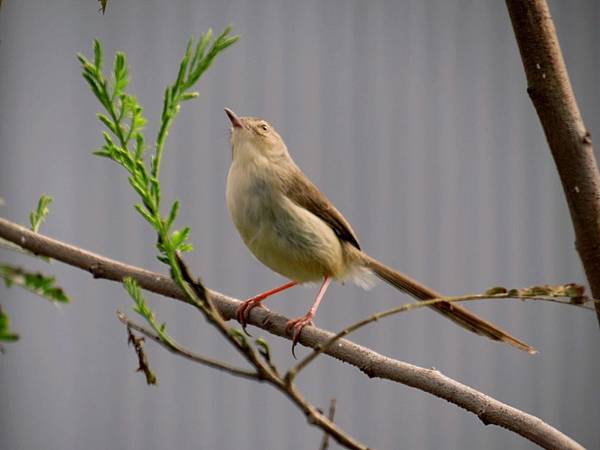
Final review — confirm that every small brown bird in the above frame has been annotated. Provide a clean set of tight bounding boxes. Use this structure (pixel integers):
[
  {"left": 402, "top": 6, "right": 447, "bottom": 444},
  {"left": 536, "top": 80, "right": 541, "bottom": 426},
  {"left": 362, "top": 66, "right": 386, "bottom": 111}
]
[{"left": 224, "top": 108, "right": 535, "bottom": 355}]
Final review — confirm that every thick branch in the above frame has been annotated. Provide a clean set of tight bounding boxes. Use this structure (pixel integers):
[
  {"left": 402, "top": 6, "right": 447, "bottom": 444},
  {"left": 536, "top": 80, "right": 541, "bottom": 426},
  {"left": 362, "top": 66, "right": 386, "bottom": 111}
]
[
  {"left": 506, "top": 0, "right": 600, "bottom": 323},
  {"left": 0, "top": 217, "right": 584, "bottom": 450}
]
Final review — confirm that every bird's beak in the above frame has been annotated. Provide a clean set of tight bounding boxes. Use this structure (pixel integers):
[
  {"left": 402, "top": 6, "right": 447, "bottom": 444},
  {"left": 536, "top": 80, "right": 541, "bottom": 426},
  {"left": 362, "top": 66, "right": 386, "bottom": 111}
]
[{"left": 225, "top": 107, "right": 244, "bottom": 128}]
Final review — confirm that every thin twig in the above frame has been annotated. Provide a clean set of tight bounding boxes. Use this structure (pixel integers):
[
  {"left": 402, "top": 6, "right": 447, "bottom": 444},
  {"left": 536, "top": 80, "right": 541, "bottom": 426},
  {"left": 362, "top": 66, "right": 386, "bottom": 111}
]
[
  {"left": 319, "top": 399, "right": 337, "bottom": 450},
  {"left": 125, "top": 325, "right": 157, "bottom": 385},
  {"left": 118, "top": 311, "right": 260, "bottom": 381},
  {"left": 169, "top": 254, "right": 368, "bottom": 450},
  {"left": 170, "top": 253, "right": 281, "bottom": 383},
  {"left": 287, "top": 293, "right": 594, "bottom": 380},
  {"left": 121, "top": 254, "right": 369, "bottom": 449},
  {"left": 0, "top": 217, "right": 585, "bottom": 450}
]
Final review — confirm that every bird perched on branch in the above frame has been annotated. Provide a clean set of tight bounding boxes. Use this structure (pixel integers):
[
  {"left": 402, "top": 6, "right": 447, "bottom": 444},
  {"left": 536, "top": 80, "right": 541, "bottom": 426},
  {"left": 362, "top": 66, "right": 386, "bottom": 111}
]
[{"left": 224, "top": 108, "right": 535, "bottom": 356}]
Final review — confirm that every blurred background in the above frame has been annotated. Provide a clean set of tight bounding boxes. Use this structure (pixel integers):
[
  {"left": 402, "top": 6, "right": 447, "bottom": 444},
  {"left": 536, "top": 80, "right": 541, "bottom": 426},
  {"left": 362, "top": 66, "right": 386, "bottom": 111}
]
[{"left": 1, "top": 1, "right": 599, "bottom": 449}]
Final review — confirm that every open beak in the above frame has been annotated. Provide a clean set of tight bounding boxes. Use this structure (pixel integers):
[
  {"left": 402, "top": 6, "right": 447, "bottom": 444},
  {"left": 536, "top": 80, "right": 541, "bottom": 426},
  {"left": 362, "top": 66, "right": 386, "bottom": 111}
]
[{"left": 225, "top": 107, "right": 244, "bottom": 128}]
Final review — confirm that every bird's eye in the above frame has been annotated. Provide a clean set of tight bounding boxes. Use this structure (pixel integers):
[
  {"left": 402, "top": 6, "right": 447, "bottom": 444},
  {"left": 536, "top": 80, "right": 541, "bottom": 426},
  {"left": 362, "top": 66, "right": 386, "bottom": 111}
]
[{"left": 260, "top": 123, "right": 269, "bottom": 132}]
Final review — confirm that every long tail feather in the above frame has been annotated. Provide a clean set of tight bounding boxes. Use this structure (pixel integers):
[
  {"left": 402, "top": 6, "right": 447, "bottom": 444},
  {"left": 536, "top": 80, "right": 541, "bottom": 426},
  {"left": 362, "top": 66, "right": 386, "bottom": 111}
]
[{"left": 359, "top": 253, "right": 536, "bottom": 354}]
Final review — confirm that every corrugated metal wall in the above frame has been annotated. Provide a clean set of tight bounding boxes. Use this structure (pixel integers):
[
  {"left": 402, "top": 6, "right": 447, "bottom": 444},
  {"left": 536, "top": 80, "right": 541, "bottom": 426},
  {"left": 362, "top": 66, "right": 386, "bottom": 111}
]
[{"left": 1, "top": 1, "right": 599, "bottom": 449}]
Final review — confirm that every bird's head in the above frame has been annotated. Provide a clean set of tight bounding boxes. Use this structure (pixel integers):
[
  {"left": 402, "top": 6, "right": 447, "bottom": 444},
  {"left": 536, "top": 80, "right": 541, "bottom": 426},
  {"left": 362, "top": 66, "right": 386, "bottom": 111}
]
[{"left": 225, "top": 108, "right": 288, "bottom": 162}]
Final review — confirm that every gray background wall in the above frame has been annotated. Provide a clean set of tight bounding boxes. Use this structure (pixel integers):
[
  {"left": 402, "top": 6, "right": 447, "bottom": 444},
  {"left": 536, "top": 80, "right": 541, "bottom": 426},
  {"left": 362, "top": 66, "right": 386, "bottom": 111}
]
[{"left": 1, "top": 1, "right": 599, "bottom": 449}]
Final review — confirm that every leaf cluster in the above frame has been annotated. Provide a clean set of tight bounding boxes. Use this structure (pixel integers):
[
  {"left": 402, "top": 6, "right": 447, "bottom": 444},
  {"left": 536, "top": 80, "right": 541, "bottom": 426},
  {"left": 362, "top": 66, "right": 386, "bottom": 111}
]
[
  {"left": 154, "top": 27, "right": 239, "bottom": 178},
  {"left": 78, "top": 29, "right": 238, "bottom": 266},
  {"left": 0, "top": 264, "right": 69, "bottom": 303},
  {"left": 80, "top": 31, "right": 301, "bottom": 406},
  {"left": 80, "top": 30, "right": 283, "bottom": 388},
  {"left": 124, "top": 277, "right": 176, "bottom": 347},
  {"left": 79, "top": 29, "right": 239, "bottom": 362}
]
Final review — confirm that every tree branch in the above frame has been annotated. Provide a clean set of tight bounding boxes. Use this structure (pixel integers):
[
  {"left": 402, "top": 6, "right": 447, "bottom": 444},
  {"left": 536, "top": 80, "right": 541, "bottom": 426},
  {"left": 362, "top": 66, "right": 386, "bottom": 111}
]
[
  {"left": 0, "top": 216, "right": 584, "bottom": 450},
  {"left": 505, "top": 0, "right": 600, "bottom": 323}
]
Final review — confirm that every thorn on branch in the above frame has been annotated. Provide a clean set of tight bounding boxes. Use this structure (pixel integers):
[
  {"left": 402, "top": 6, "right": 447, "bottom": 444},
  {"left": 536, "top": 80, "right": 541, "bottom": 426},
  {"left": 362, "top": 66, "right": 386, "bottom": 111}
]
[
  {"left": 89, "top": 263, "right": 106, "bottom": 279},
  {"left": 126, "top": 325, "right": 157, "bottom": 385},
  {"left": 477, "top": 406, "right": 492, "bottom": 426},
  {"left": 175, "top": 251, "right": 207, "bottom": 301}
]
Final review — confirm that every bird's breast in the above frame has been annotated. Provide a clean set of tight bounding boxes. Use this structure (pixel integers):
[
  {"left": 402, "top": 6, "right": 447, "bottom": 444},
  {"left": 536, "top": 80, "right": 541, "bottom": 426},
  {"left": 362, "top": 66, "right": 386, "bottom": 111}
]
[{"left": 226, "top": 161, "right": 346, "bottom": 282}]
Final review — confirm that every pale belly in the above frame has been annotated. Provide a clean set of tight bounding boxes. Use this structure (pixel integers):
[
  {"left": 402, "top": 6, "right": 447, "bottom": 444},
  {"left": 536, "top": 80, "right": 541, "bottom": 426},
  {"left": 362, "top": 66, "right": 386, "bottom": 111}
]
[{"left": 227, "top": 166, "right": 345, "bottom": 282}]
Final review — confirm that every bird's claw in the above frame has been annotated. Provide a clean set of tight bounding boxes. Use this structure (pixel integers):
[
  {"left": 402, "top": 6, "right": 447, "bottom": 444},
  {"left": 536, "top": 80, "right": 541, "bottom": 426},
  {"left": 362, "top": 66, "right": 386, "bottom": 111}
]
[
  {"left": 235, "top": 299, "right": 265, "bottom": 336},
  {"left": 286, "top": 316, "right": 314, "bottom": 358}
]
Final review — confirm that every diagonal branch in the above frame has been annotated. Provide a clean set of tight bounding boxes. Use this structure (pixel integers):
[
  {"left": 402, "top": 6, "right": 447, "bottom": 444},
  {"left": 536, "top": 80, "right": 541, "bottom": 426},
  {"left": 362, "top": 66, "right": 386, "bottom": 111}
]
[
  {"left": 117, "top": 298, "right": 368, "bottom": 450},
  {"left": 0, "top": 216, "right": 584, "bottom": 450},
  {"left": 287, "top": 293, "right": 592, "bottom": 382},
  {"left": 117, "top": 311, "right": 260, "bottom": 381},
  {"left": 506, "top": 0, "right": 600, "bottom": 323}
]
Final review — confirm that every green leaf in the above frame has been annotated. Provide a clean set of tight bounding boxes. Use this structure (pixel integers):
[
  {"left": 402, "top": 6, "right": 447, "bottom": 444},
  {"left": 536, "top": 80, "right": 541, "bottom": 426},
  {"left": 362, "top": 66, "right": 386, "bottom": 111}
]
[
  {"left": 93, "top": 148, "right": 113, "bottom": 159},
  {"left": 124, "top": 278, "right": 176, "bottom": 346},
  {"left": 174, "top": 38, "right": 193, "bottom": 92},
  {"left": 93, "top": 39, "right": 103, "bottom": 73},
  {"left": 178, "top": 243, "right": 193, "bottom": 253},
  {"left": 180, "top": 92, "right": 199, "bottom": 101},
  {"left": 134, "top": 203, "right": 156, "bottom": 227},
  {"left": 0, "top": 264, "right": 69, "bottom": 303},
  {"left": 127, "top": 175, "right": 148, "bottom": 198},
  {"left": 185, "top": 26, "right": 239, "bottom": 88},
  {"left": 29, "top": 195, "right": 53, "bottom": 233},
  {"left": 171, "top": 226, "right": 190, "bottom": 249},
  {"left": 97, "top": 113, "right": 117, "bottom": 136},
  {"left": 113, "top": 52, "right": 128, "bottom": 98},
  {"left": 167, "top": 201, "right": 180, "bottom": 228},
  {"left": 0, "top": 308, "right": 19, "bottom": 342},
  {"left": 134, "top": 134, "right": 146, "bottom": 160},
  {"left": 76, "top": 53, "right": 89, "bottom": 68},
  {"left": 101, "top": 130, "right": 116, "bottom": 146},
  {"left": 156, "top": 255, "right": 170, "bottom": 265},
  {"left": 114, "top": 52, "right": 126, "bottom": 79},
  {"left": 191, "top": 30, "right": 212, "bottom": 70},
  {"left": 81, "top": 73, "right": 104, "bottom": 105}
]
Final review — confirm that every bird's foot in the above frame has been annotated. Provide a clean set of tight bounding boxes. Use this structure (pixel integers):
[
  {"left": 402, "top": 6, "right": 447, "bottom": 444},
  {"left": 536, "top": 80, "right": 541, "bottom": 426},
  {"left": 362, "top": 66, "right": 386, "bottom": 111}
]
[
  {"left": 285, "top": 315, "right": 314, "bottom": 358},
  {"left": 235, "top": 299, "right": 265, "bottom": 335}
]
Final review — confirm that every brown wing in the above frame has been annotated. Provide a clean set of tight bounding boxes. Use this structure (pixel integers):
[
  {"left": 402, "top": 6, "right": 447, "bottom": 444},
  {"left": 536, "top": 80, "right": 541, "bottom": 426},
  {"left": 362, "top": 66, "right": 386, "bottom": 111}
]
[{"left": 281, "top": 166, "right": 361, "bottom": 250}]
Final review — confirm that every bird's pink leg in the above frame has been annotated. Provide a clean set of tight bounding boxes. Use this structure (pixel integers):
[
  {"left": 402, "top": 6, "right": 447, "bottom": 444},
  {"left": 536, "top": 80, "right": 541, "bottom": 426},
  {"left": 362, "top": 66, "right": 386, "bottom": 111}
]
[
  {"left": 236, "top": 280, "right": 298, "bottom": 332},
  {"left": 286, "top": 276, "right": 332, "bottom": 356}
]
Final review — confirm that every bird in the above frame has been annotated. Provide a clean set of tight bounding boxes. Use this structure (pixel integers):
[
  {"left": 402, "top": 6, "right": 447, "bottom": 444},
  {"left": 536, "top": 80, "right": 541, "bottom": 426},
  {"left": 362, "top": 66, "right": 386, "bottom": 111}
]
[{"left": 224, "top": 107, "right": 535, "bottom": 355}]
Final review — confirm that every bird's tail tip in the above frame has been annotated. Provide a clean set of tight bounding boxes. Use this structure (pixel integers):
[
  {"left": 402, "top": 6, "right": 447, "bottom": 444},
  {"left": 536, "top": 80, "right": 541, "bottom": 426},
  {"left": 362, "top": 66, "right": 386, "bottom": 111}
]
[{"left": 355, "top": 251, "right": 537, "bottom": 355}]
